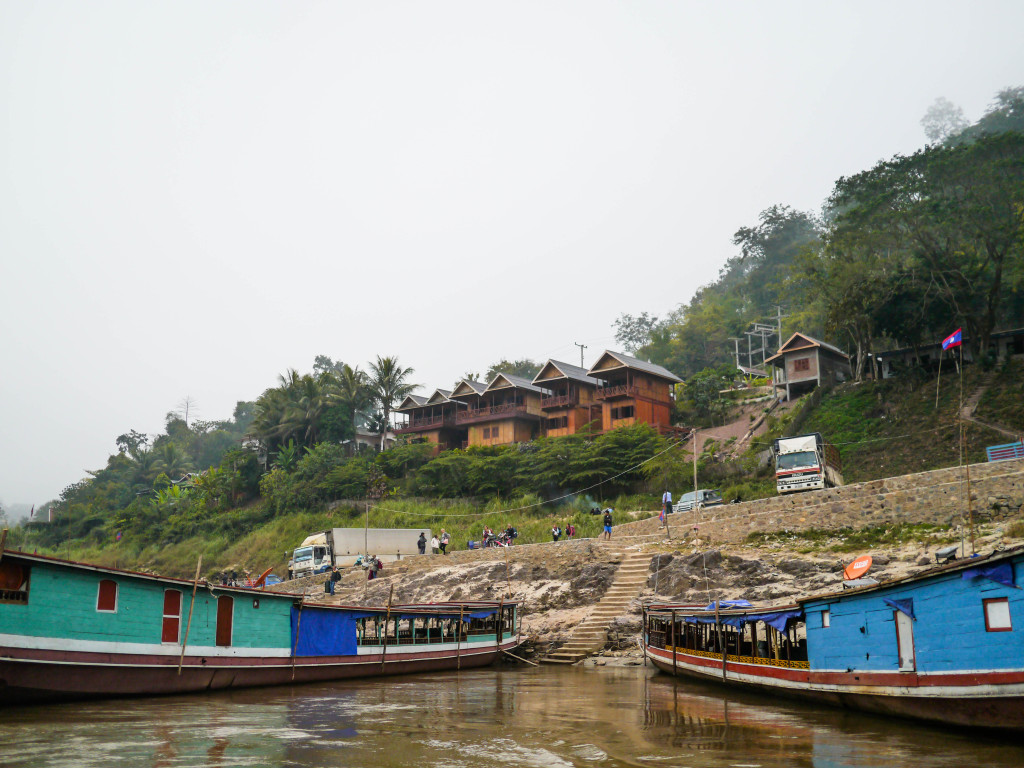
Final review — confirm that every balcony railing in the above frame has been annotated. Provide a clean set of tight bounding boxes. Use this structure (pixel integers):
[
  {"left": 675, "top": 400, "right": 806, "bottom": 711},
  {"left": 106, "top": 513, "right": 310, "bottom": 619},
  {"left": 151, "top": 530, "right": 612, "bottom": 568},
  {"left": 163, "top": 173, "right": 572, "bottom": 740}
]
[
  {"left": 540, "top": 393, "right": 578, "bottom": 409},
  {"left": 456, "top": 402, "right": 538, "bottom": 424},
  {"left": 395, "top": 414, "right": 455, "bottom": 432},
  {"left": 595, "top": 384, "right": 639, "bottom": 400}
]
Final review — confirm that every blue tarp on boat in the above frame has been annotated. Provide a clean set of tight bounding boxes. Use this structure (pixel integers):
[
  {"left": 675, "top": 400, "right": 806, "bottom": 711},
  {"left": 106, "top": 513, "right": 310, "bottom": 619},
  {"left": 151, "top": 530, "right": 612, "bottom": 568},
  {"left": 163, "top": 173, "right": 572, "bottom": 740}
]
[
  {"left": 290, "top": 607, "right": 376, "bottom": 656},
  {"left": 961, "top": 562, "right": 1015, "bottom": 588}
]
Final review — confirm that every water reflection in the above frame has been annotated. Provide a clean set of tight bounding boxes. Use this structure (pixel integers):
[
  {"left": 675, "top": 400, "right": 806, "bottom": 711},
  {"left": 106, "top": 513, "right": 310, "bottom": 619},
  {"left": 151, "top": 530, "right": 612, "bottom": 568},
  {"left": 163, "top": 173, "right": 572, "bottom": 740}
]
[{"left": 0, "top": 666, "right": 1021, "bottom": 767}]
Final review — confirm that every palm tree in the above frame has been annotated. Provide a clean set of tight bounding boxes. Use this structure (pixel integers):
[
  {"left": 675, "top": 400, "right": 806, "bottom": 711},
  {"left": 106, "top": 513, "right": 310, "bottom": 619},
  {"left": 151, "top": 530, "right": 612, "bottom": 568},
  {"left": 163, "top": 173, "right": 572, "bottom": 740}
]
[
  {"left": 332, "top": 363, "right": 372, "bottom": 438},
  {"left": 153, "top": 442, "right": 194, "bottom": 481},
  {"left": 367, "top": 356, "right": 417, "bottom": 450}
]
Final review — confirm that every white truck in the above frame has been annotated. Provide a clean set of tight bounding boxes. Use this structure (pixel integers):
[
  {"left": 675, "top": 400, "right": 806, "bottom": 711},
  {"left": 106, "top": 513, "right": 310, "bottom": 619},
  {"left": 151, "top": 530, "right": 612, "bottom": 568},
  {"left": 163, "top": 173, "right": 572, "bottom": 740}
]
[
  {"left": 770, "top": 434, "right": 843, "bottom": 493},
  {"left": 288, "top": 527, "right": 431, "bottom": 580},
  {"left": 772, "top": 433, "right": 843, "bottom": 494}
]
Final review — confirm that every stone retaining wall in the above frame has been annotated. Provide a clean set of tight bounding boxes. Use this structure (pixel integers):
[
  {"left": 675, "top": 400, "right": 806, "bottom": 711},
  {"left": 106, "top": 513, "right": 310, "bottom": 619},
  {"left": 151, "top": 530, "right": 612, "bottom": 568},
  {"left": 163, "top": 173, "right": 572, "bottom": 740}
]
[{"left": 618, "top": 457, "right": 1024, "bottom": 544}]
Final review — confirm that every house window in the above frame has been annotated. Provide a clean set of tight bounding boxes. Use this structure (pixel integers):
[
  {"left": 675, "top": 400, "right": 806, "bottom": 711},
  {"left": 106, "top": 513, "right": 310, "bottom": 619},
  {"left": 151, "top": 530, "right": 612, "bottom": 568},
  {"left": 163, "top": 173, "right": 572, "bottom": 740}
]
[
  {"left": 96, "top": 579, "right": 118, "bottom": 612},
  {"left": 482, "top": 427, "right": 490, "bottom": 439},
  {"left": 793, "top": 358, "right": 810, "bottom": 372},
  {"left": 162, "top": 589, "right": 182, "bottom": 643},
  {"left": 612, "top": 406, "right": 635, "bottom": 420},
  {"left": 821, "top": 608, "right": 830, "bottom": 628},
  {"left": 984, "top": 597, "right": 1012, "bottom": 632},
  {"left": 547, "top": 416, "right": 568, "bottom": 430},
  {"left": 491, "top": 426, "right": 499, "bottom": 439}
]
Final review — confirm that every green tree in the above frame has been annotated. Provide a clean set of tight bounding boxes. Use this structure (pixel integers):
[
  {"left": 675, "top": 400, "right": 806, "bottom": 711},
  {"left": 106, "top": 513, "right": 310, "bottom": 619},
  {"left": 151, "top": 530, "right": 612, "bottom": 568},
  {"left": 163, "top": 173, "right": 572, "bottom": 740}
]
[
  {"left": 484, "top": 358, "right": 542, "bottom": 381},
  {"left": 368, "top": 356, "right": 417, "bottom": 450}
]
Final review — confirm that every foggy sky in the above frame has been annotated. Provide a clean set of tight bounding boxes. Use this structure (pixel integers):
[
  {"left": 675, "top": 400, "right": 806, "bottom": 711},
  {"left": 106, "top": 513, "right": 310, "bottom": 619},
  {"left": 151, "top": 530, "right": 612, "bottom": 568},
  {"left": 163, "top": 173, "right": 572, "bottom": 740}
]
[{"left": 2, "top": 1, "right": 1023, "bottom": 507}]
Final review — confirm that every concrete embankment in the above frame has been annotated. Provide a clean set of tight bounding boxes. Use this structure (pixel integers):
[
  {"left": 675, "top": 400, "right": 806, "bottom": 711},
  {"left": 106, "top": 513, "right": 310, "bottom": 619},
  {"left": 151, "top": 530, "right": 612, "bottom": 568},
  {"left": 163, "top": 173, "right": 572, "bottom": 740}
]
[{"left": 618, "top": 457, "right": 1024, "bottom": 545}]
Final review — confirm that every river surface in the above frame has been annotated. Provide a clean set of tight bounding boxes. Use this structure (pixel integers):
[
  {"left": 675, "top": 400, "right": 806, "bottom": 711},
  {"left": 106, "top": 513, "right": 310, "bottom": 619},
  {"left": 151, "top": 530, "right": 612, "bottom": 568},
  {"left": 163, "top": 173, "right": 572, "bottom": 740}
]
[{"left": 1, "top": 665, "right": 1022, "bottom": 768}]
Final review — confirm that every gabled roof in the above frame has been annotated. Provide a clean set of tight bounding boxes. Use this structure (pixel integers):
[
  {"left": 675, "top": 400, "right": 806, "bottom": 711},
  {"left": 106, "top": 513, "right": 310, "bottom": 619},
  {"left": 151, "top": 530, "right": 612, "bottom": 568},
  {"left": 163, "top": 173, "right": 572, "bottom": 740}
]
[
  {"left": 449, "top": 379, "right": 488, "bottom": 400},
  {"left": 425, "top": 388, "right": 454, "bottom": 405},
  {"left": 532, "top": 359, "right": 600, "bottom": 388},
  {"left": 395, "top": 394, "right": 429, "bottom": 412},
  {"left": 586, "top": 350, "right": 683, "bottom": 384},
  {"left": 764, "top": 333, "right": 849, "bottom": 366},
  {"left": 485, "top": 372, "right": 545, "bottom": 394}
]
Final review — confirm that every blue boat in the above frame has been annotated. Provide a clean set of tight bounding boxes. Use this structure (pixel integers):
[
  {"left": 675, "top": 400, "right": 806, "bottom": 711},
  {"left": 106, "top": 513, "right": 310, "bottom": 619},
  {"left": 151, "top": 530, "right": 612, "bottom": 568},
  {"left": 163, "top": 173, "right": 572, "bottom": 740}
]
[{"left": 644, "top": 546, "right": 1024, "bottom": 732}]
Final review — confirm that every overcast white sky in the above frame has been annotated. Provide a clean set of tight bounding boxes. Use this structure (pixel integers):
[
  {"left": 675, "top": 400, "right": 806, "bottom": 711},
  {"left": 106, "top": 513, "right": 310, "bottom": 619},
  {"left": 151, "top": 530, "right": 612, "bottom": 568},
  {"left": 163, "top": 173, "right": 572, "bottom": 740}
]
[{"left": 1, "top": 1, "right": 1022, "bottom": 508}]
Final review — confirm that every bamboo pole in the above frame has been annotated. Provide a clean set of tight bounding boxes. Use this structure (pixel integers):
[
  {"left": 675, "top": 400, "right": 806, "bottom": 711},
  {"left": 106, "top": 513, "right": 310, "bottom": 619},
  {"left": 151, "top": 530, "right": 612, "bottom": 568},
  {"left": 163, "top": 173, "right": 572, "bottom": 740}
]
[
  {"left": 456, "top": 604, "right": 464, "bottom": 670},
  {"left": 501, "top": 649, "right": 538, "bottom": 666},
  {"left": 379, "top": 583, "right": 394, "bottom": 672},
  {"left": 504, "top": 547, "right": 512, "bottom": 599},
  {"left": 670, "top": 610, "right": 677, "bottom": 676},
  {"left": 177, "top": 555, "right": 203, "bottom": 676},
  {"left": 291, "top": 584, "right": 310, "bottom": 681}
]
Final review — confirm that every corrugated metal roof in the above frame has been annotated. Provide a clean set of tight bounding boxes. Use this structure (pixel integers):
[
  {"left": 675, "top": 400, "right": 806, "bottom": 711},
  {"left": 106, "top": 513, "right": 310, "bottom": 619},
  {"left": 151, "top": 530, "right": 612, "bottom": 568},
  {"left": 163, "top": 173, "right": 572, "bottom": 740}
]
[
  {"left": 532, "top": 359, "right": 600, "bottom": 387},
  {"left": 486, "top": 372, "right": 546, "bottom": 394},
  {"left": 587, "top": 350, "right": 683, "bottom": 383}
]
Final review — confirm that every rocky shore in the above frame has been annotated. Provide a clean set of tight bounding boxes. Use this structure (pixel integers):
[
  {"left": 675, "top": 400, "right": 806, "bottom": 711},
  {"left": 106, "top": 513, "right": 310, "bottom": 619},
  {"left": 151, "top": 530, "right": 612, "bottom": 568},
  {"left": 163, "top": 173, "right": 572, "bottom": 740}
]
[{"left": 272, "top": 516, "right": 1024, "bottom": 662}]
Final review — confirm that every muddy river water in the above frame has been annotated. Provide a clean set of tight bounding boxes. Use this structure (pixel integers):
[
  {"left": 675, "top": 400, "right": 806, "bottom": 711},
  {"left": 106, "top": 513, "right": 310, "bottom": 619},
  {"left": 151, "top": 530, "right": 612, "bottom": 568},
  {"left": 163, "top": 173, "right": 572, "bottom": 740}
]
[{"left": 1, "top": 665, "right": 1022, "bottom": 767}]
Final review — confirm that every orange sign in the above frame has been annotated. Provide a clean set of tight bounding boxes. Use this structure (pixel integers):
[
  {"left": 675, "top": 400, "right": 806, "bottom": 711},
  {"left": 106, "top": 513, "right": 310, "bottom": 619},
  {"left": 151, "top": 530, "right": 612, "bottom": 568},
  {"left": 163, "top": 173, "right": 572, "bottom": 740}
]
[{"left": 843, "top": 555, "right": 872, "bottom": 581}]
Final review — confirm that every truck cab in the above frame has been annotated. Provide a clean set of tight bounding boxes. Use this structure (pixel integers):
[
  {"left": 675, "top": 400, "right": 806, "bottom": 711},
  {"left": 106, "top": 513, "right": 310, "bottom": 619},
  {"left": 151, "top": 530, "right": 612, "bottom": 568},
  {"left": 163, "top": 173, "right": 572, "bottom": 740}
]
[{"left": 290, "top": 544, "right": 332, "bottom": 579}]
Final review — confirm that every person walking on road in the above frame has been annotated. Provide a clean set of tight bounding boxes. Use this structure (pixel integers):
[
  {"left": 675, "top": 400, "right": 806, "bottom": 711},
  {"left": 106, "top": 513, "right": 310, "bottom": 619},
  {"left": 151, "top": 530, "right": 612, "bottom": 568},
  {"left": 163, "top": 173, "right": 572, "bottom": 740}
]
[
  {"left": 328, "top": 566, "right": 341, "bottom": 595},
  {"left": 440, "top": 529, "right": 450, "bottom": 554},
  {"left": 662, "top": 489, "right": 673, "bottom": 517},
  {"left": 603, "top": 508, "right": 613, "bottom": 540}
]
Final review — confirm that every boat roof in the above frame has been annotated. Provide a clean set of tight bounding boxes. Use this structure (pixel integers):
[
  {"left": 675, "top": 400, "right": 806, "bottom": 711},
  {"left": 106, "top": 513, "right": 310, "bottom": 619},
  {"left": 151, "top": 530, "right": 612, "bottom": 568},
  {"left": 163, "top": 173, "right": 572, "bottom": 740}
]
[
  {"left": 645, "top": 601, "right": 800, "bottom": 617},
  {"left": 2, "top": 549, "right": 522, "bottom": 613},
  {"left": 796, "top": 545, "right": 1024, "bottom": 605},
  {"left": 1, "top": 549, "right": 308, "bottom": 599}
]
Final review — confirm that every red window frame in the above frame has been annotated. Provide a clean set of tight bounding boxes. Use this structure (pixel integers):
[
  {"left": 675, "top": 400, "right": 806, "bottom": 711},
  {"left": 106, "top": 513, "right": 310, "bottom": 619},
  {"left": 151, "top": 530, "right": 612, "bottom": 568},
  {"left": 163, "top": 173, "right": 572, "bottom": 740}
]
[
  {"left": 162, "top": 589, "right": 182, "bottom": 643},
  {"left": 96, "top": 579, "right": 118, "bottom": 612},
  {"left": 983, "top": 597, "right": 1012, "bottom": 632}
]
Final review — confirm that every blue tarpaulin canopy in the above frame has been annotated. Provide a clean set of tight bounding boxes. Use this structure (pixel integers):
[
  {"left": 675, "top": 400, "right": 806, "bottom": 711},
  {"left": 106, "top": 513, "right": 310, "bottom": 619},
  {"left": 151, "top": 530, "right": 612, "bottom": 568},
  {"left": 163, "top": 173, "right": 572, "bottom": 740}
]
[
  {"left": 683, "top": 608, "right": 802, "bottom": 632},
  {"left": 703, "top": 600, "right": 753, "bottom": 610},
  {"left": 882, "top": 597, "right": 915, "bottom": 619},
  {"left": 397, "top": 610, "right": 497, "bottom": 621},
  {"left": 961, "top": 562, "right": 1016, "bottom": 588}
]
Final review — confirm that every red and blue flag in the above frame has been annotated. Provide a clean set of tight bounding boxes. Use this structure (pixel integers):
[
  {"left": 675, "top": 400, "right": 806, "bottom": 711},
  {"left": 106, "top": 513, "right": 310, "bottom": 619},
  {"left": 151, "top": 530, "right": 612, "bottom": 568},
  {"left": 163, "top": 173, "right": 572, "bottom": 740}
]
[{"left": 941, "top": 328, "right": 962, "bottom": 350}]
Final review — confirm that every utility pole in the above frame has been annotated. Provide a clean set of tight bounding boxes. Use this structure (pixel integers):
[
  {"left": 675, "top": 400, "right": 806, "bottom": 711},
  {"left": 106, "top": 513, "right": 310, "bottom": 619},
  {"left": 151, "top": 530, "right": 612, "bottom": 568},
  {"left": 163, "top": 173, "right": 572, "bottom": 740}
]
[
  {"left": 574, "top": 342, "right": 587, "bottom": 369},
  {"left": 729, "top": 338, "right": 742, "bottom": 369}
]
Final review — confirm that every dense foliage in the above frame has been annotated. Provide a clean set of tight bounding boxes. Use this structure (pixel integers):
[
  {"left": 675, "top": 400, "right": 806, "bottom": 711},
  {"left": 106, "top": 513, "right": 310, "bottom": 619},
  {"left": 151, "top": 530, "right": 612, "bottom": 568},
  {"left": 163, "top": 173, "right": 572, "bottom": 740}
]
[{"left": 617, "top": 87, "right": 1024, "bottom": 383}]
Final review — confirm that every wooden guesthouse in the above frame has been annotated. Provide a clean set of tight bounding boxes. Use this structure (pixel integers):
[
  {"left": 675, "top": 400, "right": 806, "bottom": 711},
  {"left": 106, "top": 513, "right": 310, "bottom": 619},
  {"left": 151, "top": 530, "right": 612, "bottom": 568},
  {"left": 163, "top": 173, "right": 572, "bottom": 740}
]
[
  {"left": 765, "top": 332, "right": 852, "bottom": 401},
  {"left": 394, "top": 389, "right": 467, "bottom": 452},
  {"left": 586, "top": 350, "right": 681, "bottom": 434},
  {"left": 451, "top": 374, "right": 544, "bottom": 447},
  {"left": 532, "top": 360, "right": 601, "bottom": 437}
]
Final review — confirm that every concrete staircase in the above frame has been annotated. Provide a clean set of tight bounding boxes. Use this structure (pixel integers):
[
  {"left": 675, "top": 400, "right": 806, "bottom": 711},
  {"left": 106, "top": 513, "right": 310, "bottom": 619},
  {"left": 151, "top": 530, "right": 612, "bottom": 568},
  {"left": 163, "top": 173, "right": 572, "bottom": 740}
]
[{"left": 541, "top": 546, "right": 651, "bottom": 664}]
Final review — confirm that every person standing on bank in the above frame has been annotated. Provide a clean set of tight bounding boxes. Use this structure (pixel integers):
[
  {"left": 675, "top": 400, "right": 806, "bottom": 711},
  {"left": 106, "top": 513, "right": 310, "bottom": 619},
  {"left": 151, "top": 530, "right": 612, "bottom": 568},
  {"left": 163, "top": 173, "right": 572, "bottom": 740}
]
[
  {"left": 662, "top": 489, "right": 673, "bottom": 517},
  {"left": 417, "top": 532, "right": 427, "bottom": 555},
  {"left": 603, "top": 508, "right": 613, "bottom": 540},
  {"left": 430, "top": 534, "right": 440, "bottom": 555},
  {"left": 440, "top": 529, "right": 450, "bottom": 555},
  {"left": 551, "top": 524, "right": 562, "bottom": 542},
  {"left": 328, "top": 565, "right": 341, "bottom": 595}
]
